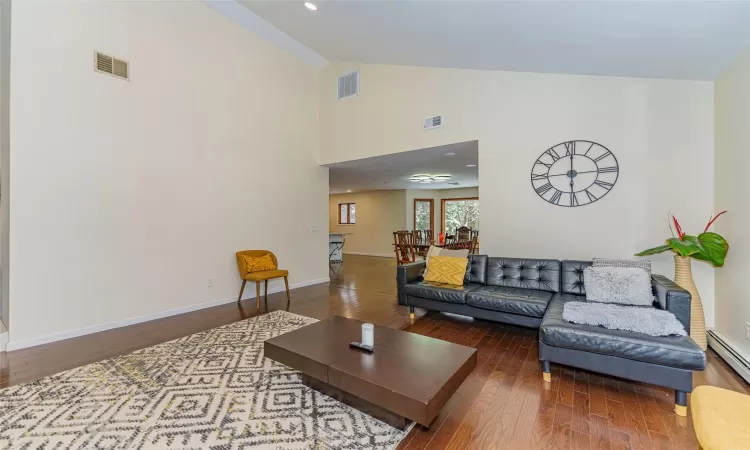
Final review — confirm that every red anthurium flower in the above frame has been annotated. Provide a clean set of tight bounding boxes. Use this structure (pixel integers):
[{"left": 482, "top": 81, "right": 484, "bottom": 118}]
[
  {"left": 704, "top": 211, "right": 728, "bottom": 233},
  {"left": 672, "top": 215, "right": 685, "bottom": 241}
]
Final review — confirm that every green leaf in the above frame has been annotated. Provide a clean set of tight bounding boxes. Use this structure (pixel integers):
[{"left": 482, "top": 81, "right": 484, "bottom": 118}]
[
  {"left": 635, "top": 244, "right": 672, "bottom": 256},
  {"left": 684, "top": 232, "right": 729, "bottom": 267},
  {"left": 667, "top": 237, "right": 701, "bottom": 257}
]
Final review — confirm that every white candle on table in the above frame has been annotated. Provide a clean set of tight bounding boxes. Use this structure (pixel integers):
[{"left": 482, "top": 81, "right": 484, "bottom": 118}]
[{"left": 362, "top": 323, "right": 374, "bottom": 346}]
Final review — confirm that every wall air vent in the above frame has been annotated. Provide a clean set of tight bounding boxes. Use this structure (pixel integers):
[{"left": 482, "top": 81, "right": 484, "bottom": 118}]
[
  {"left": 95, "top": 51, "right": 129, "bottom": 81},
  {"left": 337, "top": 70, "right": 359, "bottom": 100},
  {"left": 423, "top": 115, "right": 443, "bottom": 130}
]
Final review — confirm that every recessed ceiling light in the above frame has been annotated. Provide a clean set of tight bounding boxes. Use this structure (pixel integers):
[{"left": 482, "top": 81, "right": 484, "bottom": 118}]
[
  {"left": 346, "top": 189, "right": 352, "bottom": 193},
  {"left": 304, "top": 2, "right": 317, "bottom": 11},
  {"left": 466, "top": 164, "right": 477, "bottom": 167},
  {"left": 444, "top": 152, "right": 456, "bottom": 156}
]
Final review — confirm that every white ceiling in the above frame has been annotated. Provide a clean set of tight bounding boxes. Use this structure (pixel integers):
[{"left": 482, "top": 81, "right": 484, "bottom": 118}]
[
  {"left": 238, "top": 0, "right": 750, "bottom": 81},
  {"left": 328, "top": 141, "right": 478, "bottom": 193}
]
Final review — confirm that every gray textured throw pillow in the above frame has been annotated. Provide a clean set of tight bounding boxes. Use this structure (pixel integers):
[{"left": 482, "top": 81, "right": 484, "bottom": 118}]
[
  {"left": 593, "top": 257, "right": 651, "bottom": 275},
  {"left": 583, "top": 266, "right": 653, "bottom": 306}
]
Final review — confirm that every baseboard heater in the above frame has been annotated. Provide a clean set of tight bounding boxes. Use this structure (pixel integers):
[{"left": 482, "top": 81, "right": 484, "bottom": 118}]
[{"left": 707, "top": 330, "right": 750, "bottom": 384}]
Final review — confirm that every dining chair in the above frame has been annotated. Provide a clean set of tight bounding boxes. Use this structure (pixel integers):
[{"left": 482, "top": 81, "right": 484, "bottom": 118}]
[
  {"left": 236, "top": 250, "right": 290, "bottom": 312},
  {"left": 393, "top": 230, "right": 417, "bottom": 265},
  {"left": 414, "top": 230, "right": 430, "bottom": 257},
  {"left": 456, "top": 226, "right": 472, "bottom": 250},
  {"left": 470, "top": 230, "right": 480, "bottom": 254}
]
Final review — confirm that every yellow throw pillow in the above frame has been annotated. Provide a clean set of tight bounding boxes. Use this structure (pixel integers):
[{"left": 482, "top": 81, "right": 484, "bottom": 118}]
[
  {"left": 423, "top": 255, "right": 468, "bottom": 286},
  {"left": 244, "top": 254, "right": 277, "bottom": 273}
]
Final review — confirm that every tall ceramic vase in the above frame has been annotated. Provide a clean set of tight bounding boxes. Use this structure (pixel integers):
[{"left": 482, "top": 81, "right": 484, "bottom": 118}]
[{"left": 673, "top": 256, "right": 707, "bottom": 351}]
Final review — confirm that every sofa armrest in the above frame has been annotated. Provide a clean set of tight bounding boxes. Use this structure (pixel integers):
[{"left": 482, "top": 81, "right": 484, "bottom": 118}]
[
  {"left": 397, "top": 261, "right": 426, "bottom": 305},
  {"left": 652, "top": 274, "right": 691, "bottom": 333}
]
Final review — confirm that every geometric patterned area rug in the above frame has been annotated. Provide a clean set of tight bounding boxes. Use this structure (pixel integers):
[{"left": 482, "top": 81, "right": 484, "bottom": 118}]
[{"left": 0, "top": 311, "right": 411, "bottom": 449}]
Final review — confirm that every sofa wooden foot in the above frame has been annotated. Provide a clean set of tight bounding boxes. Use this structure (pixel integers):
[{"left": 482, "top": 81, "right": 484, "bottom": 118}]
[
  {"left": 675, "top": 390, "right": 688, "bottom": 416},
  {"left": 409, "top": 306, "right": 415, "bottom": 319},
  {"left": 541, "top": 360, "right": 551, "bottom": 383}
]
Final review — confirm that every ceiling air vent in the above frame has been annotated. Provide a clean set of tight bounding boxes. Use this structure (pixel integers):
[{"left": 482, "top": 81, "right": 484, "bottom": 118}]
[
  {"left": 337, "top": 70, "right": 359, "bottom": 100},
  {"left": 423, "top": 115, "right": 443, "bottom": 131},
  {"left": 95, "top": 51, "right": 129, "bottom": 81}
]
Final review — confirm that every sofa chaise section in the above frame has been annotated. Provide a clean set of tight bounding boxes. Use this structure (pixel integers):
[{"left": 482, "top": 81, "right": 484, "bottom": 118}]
[{"left": 538, "top": 260, "right": 706, "bottom": 416}]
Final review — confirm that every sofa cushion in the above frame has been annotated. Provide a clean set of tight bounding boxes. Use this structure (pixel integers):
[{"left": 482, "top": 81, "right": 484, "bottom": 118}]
[
  {"left": 404, "top": 281, "right": 482, "bottom": 304},
  {"left": 426, "top": 246, "right": 469, "bottom": 267},
  {"left": 424, "top": 256, "right": 469, "bottom": 286},
  {"left": 466, "top": 286, "right": 553, "bottom": 318},
  {"left": 540, "top": 293, "right": 706, "bottom": 370},
  {"left": 486, "top": 258, "right": 561, "bottom": 293},
  {"left": 561, "top": 260, "right": 592, "bottom": 295},
  {"left": 593, "top": 257, "right": 652, "bottom": 274},
  {"left": 464, "top": 255, "right": 487, "bottom": 285},
  {"left": 583, "top": 266, "right": 654, "bottom": 306}
]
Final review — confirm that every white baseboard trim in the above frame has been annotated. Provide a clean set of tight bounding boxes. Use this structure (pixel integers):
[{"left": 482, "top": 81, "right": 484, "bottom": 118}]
[
  {"left": 342, "top": 252, "right": 394, "bottom": 258},
  {"left": 5, "top": 277, "right": 329, "bottom": 352},
  {"left": 707, "top": 330, "right": 750, "bottom": 384}
]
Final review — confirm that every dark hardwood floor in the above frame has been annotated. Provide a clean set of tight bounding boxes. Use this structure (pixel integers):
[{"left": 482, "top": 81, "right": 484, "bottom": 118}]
[{"left": 1, "top": 255, "right": 748, "bottom": 449}]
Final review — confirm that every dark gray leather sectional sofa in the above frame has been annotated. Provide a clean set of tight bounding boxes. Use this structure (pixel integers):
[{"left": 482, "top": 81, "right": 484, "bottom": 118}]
[{"left": 396, "top": 256, "right": 706, "bottom": 416}]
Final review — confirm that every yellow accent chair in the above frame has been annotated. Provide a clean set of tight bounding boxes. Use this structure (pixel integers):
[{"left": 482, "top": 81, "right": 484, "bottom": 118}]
[
  {"left": 236, "top": 250, "right": 290, "bottom": 312},
  {"left": 691, "top": 385, "right": 750, "bottom": 450}
]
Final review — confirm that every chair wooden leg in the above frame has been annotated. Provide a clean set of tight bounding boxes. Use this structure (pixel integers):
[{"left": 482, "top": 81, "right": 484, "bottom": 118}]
[
  {"left": 284, "top": 276, "right": 291, "bottom": 311},
  {"left": 255, "top": 281, "right": 261, "bottom": 311},
  {"left": 264, "top": 279, "right": 269, "bottom": 312},
  {"left": 237, "top": 279, "right": 246, "bottom": 303}
]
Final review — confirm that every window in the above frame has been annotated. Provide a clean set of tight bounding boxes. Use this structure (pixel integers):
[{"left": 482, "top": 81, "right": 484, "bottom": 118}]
[
  {"left": 414, "top": 199, "right": 434, "bottom": 231},
  {"left": 339, "top": 203, "right": 356, "bottom": 224},
  {"left": 442, "top": 197, "right": 479, "bottom": 233}
]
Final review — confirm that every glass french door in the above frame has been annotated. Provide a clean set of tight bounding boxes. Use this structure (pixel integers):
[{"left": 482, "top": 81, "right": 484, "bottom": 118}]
[
  {"left": 442, "top": 197, "right": 479, "bottom": 234},
  {"left": 414, "top": 199, "right": 434, "bottom": 232}
]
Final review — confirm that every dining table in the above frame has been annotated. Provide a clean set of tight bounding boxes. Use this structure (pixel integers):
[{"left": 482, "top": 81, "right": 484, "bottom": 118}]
[
  {"left": 394, "top": 240, "right": 444, "bottom": 252},
  {"left": 413, "top": 242, "right": 442, "bottom": 251}
]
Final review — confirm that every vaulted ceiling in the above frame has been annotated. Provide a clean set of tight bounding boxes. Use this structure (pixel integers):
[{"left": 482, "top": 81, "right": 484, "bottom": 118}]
[{"left": 238, "top": 0, "right": 750, "bottom": 81}]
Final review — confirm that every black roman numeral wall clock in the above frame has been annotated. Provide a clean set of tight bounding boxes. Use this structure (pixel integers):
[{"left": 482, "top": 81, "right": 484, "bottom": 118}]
[{"left": 530, "top": 140, "right": 618, "bottom": 207}]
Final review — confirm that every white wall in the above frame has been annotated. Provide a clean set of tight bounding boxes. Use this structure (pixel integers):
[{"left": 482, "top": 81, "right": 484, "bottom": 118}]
[
  {"left": 321, "top": 63, "right": 716, "bottom": 326},
  {"left": 330, "top": 190, "right": 406, "bottom": 257},
  {"left": 714, "top": 47, "right": 750, "bottom": 358},
  {"left": 405, "top": 187, "right": 479, "bottom": 233},
  {"left": 7, "top": 1, "right": 328, "bottom": 347}
]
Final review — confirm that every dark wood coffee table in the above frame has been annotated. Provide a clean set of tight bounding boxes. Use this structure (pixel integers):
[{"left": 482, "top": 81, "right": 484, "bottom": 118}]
[{"left": 264, "top": 315, "right": 477, "bottom": 429}]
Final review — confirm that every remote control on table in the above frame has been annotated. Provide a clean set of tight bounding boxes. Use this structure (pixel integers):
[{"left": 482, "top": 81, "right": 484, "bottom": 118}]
[{"left": 349, "top": 341, "right": 374, "bottom": 353}]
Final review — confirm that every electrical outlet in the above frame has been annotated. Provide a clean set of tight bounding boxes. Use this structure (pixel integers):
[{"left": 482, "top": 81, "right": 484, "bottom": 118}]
[
  {"left": 208, "top": 279, "right": 213, "bottom": 288},
  {"left": 746, "top": 322, "right": 750, "bottom": 341},
  {"left": 310, "top": 226, "right": 319, "bottom": 233}
]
